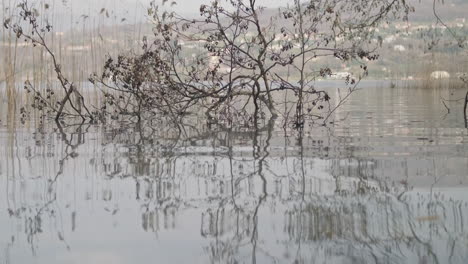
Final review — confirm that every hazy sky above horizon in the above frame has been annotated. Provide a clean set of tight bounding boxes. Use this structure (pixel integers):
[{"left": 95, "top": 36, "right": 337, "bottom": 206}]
[
  {"left": 2, "top": 0, "right": 465, "bottom": 30},
  {"left": 14, "top": 0, "right": 289, "bottom": 29},
  {"left": 131, "top": 0, "right": 287, "bottom": 13},
  {"left": 6, "top": 0, "right": 288, "bottom": 23},
  {"left": 44, "top": 0, "right": 286, "bottom": 13},
  {"left": 42, "top": 0, "right": 288, "bottom": 16}
]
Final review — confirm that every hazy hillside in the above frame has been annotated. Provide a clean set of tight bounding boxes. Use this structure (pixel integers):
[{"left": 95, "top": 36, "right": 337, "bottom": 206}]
[
  {"left": 408, "top": 0, "right": 468, "bottom": 22},
  {"left": 1, "top": 0, "right": 467, "bottom": 82},
  {"left": 2, "top": 0, "right": 467, "bottom": 31}
]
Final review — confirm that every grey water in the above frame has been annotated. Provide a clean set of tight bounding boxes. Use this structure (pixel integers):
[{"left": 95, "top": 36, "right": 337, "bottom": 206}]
[{"left": 1, "top": 85, "right": 468, "bottom": 264}]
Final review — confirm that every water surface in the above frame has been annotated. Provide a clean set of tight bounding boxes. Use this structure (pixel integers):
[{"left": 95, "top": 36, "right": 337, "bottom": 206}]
[{"left": 1, "top": 86, "right": 468, "bottom": 264}]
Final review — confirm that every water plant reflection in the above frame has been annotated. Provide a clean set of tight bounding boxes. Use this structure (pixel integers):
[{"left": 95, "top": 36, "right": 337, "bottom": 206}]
[{"left": 1, "top": 115, "right": 467, "bottom": 263}]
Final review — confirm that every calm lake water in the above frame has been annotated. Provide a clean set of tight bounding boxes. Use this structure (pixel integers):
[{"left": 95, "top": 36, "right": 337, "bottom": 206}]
[{"left": 1, "top": 85, "right": 468, "bottom": 264}]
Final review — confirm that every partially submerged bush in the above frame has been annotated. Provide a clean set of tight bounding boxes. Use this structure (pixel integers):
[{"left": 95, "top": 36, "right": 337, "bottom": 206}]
[{"left": 5, "top": 0, "right": 412, "bottom": 129}]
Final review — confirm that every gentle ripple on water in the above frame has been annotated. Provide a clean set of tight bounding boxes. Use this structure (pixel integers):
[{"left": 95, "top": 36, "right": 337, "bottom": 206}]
[{"left": 0, "top": 86, "right": 468, "bottom": 264}]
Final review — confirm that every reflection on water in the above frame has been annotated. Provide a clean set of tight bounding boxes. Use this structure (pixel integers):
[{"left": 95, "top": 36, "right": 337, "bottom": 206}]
[{"left": 1, "top": 86, "right": 468, "bottom": 264}]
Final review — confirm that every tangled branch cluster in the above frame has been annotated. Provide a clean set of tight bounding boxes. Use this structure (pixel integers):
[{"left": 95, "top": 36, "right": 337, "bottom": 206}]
[{"left": 5, "top": 0, "right": 412, "bottom": 129}]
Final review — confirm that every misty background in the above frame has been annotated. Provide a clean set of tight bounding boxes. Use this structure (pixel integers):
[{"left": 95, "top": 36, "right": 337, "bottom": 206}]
[{"left": 2, "top": 0, "right": 468, "bottom": 31}]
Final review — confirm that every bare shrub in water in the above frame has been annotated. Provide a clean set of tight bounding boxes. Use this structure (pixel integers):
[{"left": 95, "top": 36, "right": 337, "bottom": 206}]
[
  {"left": 4, "top": 1, "right": 94, "bottom": 122},
  {"left": 5, "top": 0, "right": 412, "bottom": 129}
]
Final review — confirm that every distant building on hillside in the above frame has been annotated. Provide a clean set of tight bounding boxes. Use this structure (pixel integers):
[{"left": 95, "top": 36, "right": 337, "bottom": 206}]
[
  {"left": 430, "top": 71, "right": 450, "bottom": 79},
  {"left": 393, "top": 45, "right": 406, "bottom": 52}
]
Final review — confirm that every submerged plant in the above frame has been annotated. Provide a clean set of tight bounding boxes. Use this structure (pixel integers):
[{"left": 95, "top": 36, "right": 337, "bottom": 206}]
[
  {"left": 4, "top": 0, "right": 413, "bottom": 129},
  {"left": 4, "top": 1, "right": 94, "bottom": 122}
]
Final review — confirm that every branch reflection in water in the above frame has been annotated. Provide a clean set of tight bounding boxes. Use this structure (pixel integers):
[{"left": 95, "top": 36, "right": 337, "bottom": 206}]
[{"left": 1, "top": 113, "right": 468, "bottom": 263}]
